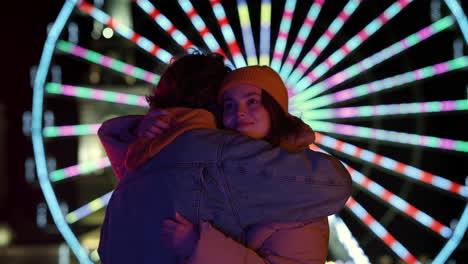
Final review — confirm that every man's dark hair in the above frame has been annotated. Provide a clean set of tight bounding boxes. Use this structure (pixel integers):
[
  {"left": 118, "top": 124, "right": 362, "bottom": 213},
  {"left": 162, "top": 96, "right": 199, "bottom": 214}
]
[{"left": 146, "top": 50, "right": 231, "bottom": 112}]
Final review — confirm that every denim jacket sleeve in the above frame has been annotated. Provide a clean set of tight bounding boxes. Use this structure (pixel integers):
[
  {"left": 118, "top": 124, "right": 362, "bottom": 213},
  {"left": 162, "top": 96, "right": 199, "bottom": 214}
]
[
  {"left": 219, "top": 133, "right": 352, "bottom": 228},
  {"left": 98, "top": 115, "right": 143, "bottom": 180}
]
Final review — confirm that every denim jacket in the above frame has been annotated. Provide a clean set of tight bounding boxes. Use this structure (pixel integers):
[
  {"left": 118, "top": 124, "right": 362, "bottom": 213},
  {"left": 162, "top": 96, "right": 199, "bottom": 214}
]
[{"left": 97, "top": 115, "right": 352, "bottom": 264}]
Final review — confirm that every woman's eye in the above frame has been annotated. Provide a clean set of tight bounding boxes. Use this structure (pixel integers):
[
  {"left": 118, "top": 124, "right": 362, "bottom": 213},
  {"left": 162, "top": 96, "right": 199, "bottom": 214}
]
[{"left": 248, "top": 98, "right": 259, "bottom": 105}]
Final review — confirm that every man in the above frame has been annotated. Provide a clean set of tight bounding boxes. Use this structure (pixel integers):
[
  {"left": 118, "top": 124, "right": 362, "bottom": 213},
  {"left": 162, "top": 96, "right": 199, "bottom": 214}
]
[{"left": 97, "top": 51, "right": 352, "bottom": 263}]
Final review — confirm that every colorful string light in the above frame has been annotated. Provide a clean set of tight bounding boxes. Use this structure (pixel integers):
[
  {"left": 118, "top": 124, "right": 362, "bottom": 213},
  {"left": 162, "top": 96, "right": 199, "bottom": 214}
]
[
  {"left": 293, "top": 0, "right": 415, "bottom": 94},
  {"left": 346, "top": 198, "right": 420, "bottom": 264},
  {"left": 307, "top": 120, "right": 468, "bottom": 153},
  {"left": 66, "top": 192, "right": 113, "bottom": 224},
  {"left": 209, "top": 0, "right": 247, "bottom": 67},
  {"left": 56, "top": 40, "right": 160, "bottom": 84},
  {"left": 46, "top": 83, "right": 149, "bottom": 106},
  {"left": 292, "top": 16, "right": 455, "bottom": 98},
  {"left": 292, "top": 56, "right": 468, "bottom": 110},
  {"left": 259, "top": 0, "right": 272, "bottom": 66},
  {"left": 279, "top": 0, "right": 326, "bottom": 79},
  {"left": 177, "top": 0, "right": 231, "bottom": 63},
  {"left": 44, "top": 123, "right": 101, "bottom": 138},
  {"left": 315, "top": 133, "right": 457, "bottom": 237},
  {"left": 49, "top": 157, "right": 110, "bottom": 182},
  {"left": 76, "top": 0, "right": 172, "bottom": 64},
  {"left": 270, "top": 0, "right": 297, "bottom": 72},
  {"left": 133, "top": 0, "right": 193, "bottom": 50},
  {"left": 237, "top": 0, "right": 258, "bottom": 65},
  {"left": 287, "top": 0, "right": 363, "bottom": 85},
  {"left": 300, "top": 100, "right": 468, "bottom": 120}
]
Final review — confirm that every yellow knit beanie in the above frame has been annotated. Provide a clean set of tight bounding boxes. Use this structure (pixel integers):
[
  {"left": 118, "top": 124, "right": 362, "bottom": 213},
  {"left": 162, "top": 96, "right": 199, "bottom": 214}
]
[{"left": 218, "top": 66, "right": 289, "bottom": 113}]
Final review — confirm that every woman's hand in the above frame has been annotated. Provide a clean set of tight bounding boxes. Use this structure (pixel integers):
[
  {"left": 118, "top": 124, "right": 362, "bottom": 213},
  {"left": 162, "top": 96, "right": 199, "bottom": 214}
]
[
  {"left": 160, "top": 212, "right": 199, "bottom": 258},
  {"left": 137, "top": 109, "right": 172, "bottom": 139}
]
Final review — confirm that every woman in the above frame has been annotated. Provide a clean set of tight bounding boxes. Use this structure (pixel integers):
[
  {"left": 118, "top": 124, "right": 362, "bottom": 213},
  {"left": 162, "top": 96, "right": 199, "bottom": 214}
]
[{"left": 137, "top": 66, "right": 337, "bottom": 263}]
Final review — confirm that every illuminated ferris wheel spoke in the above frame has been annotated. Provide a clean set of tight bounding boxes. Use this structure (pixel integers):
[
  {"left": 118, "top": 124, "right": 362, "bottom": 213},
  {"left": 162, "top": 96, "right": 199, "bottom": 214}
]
[
  {"left": 345, "top": 197, "right": 420, "bottom": 264},
  {"left": 292, "top": 56, "right": 468, "bottom": 110},
  {"left": 209, "top": 0, "right": 247, "bottom": 67},
  {"left": 76, "top": 0, "right": 172, "bottom": 64},
  {"left": 287, "top": 0, "right": 363, "bottom": 85},
  {"left": 237, "top": 0, "right": 258, "bottom": 65},
  {"left": 46, "top": 83, "right": 148, "bottom": 107},
  {"left": 300, "top": 100, "right": 468, "bottom": 120},
  {"left": 133, "top": 0, "right": 194, "bottom": 50},
  {"left": 66, "top": 192, "right": 113, "bottom": 224},
  {"left": 278, "top": 0, "right": 325, "bottom": 80},
  {"left": 270, "top": 0, "right": 296, "bottom": 72},
  {"left": 177, "top": 0, "right": 230, "bottom": 62},
  {"left": 308, "top": 120, "right": 468, "bottom": 153},
  {"left": 312, "top": 140, "right": 453, "bottom": 238},
  {"left": 314, "top": 132, "right": 468, "bottom": 197},
  {"left": 293, "top": 0, "right": 415, "bottom": 94},
  {"left": 56, "top": 41, "right": 160, "bottom": 85},
  {"left": 43, "top": 123, "right": 101, "bottom": 137},
  {"left": 49, "top": 157, "right": 111, "bottom": 182},
  {"left": 292, "top": 16, "right": 455, "bottom": 97},
  {"left": 259, "top": 0, "right": 271, "bottom": 66}
]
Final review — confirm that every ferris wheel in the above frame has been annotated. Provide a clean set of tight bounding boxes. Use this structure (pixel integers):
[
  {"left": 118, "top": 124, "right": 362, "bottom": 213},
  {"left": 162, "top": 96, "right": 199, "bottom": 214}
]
[{"left": 32, "top": 0, "right": 468, "bottom": 263}]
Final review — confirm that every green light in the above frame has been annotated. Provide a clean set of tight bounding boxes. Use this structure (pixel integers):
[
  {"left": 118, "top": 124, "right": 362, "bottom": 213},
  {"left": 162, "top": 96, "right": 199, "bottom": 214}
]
[
  {"left": 57, "top": 40, "right": 73, "bottom": 52},
  {"left": 66, "top": 213, "right": 78, "bottom": 224},
  {"left": 50, "top": 170, "right": 66, "bottom": 182},
  {"left": 75, "top": 87, "right": 92, "bottom": 98},
  {"left": 46, "top": 83, "right": 61, "bottom": 94},
  {"left": 43, "top": 127, "right": 60, "bottom": 137},
  {"left": 86, "top": 50, "right": 101, "bottom": 64},
  {"left": 456, "top": 141, "right": 468, "bottom": 152}
]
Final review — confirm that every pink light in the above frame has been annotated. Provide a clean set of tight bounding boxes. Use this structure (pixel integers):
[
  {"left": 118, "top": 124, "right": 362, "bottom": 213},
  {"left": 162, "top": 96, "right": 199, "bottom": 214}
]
[
  {"left": 335, "top": 89, "right": 353, "bottom": 101},
  {"left": 72, "top": 46, "right": 87, "bottom": 57},
  {"left": 60, "top": 126, "right": 76, "bottom": 136},
  {"left": 378, "top": 14, "right": 390, "bottom": 24},
  {"left": 123, "top": 64, "right": 135, "bottom": 75},
  {"left": 441, "top": 101, "right": 455, "bottom": 111},
  {"left": 338, "top": 10, "right": 349, "bottom": 21},
  {"left": 284, "top": 9, "right": 294, "bottom": 19},
  {"left": 116, "top": 93, "right": 128, "bottom": 104},
  {"left": 138, "top": 96, "right": 148, "bottom": 106},
  {"left": 144, "top": 72, "right": 155, "bottom": 83},
  {"left": 64, "top": 165, "right": 80, "bottom": 177},
  {"left": 398, "top": 0, "right": 412, "bottom": 7},
  {"left": 91, "top": 89, "right": 105, "bottom": 100},
  {"left": 440, "top": 139, "right": 456, "bottom": 149},
  {"left": 414, "top": 69, "right": 424, "bottom": 80},
  {"left": 285, "top": 56, "right": 296, "bottom": 66},
  {"left": 297, "top": 62, "right": 309, "bottom": 73},
  {"left": 62, "top": 85, "right": 76, "bottom": 96},
  {"left": 278, "top": 30, "right": 289, "bottom": 39},
  {"left": 417, "top": 27, "right": 433, "bottom": 40},
  {"left": 272, "top": 52, "right": 283, "bottom": 60},
  {"left": 295, "top": 36, "right": 306, "bottom": 46},
  {"left": 304, "top": 17, "right": 315, "bottom": 27},
  {"left": 100, "top": 56, "right": 113, "bottom": 67},
  {"left": 342, "top": 43, "right": 352, "bottom": 54},
  {"left": 357, "top": 30, "right": 369, "bottom": 41},
  {"left": 311, "top": 46, "right": 321, "bottom": 56},
  {"left": 434, "top": 62, "right": 449, "bottom": 74}
]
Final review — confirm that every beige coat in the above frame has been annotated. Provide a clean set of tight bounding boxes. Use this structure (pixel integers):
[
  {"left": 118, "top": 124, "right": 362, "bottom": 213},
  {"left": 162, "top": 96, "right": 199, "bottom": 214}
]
[{"left": 187, "top": 217, "right": 329, "bottom": 264}]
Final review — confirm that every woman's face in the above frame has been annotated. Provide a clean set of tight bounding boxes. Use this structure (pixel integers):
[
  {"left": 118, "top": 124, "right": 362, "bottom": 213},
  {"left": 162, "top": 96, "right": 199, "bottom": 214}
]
[{"left": 222, "top": 84, "right": 271, "bottom": 139}]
